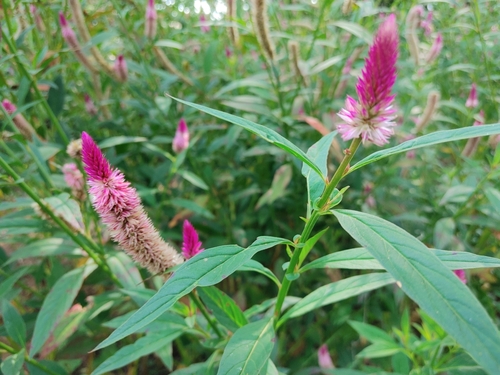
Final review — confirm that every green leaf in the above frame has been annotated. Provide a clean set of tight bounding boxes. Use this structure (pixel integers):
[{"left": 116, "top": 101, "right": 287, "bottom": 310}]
[
  {"left": 98, "top": 136, "right": 148, "bottom": 149},
  {"left": 5, "top": 238, "right": 82, "bottom": 265},
  {"left": 301, "top": 132, "right": 337, "bottom": 207},
  {"left": 238, "top": 259, "right": 281, "bottom": 287},
  {"left": 0, "top": 267, "right": 32, "bottom": 300},
  {"left": 91, "top": 331, "right": 183, "bottom": 375},
  {"left": 1, "top": 301, "right": 26, "bottom": 347},
  {"left": 107, "top": 252, "right": 144, "bottom": 290},
  {"left": 255, "top": 164, "right": 293, "bottom": 209},
  {"left": 44, "top": 193, "right": 84, "bottom": 232},
  {"left": 298, "top": 227, "right": 329, "bottom": 266},
  {"left": 331, "top": 21, "right": 373, "bottom": 44},
  {"left": 30, "top": 264, "right": 96, "bottom": 356},
  {"left": 302, "top": 247, "right": 500, "bottom": 272},
  {"left": 177, "top": 170, "right": 209, "bottom": 190},
  {"left": 94, "top": 236, "right": 289, "bottom": 350},
  {"left": 349, "top": 321, "right": 395, "bottom": 344},
  {"left": 217, "top": 317, "right": 275, "bottom": 375},
  {"left": 277, "top": 273, "right": 395, "bottom": 327},
  {"left": 349, "top": 124, "right": 500, "bottom": 173},
  {"left": 356, "top": 342, "right": 402, "bottom": 359},
  {"left": 333, "top": 209, "right": 500, "bottom": 375},
  {"left": 155, "top": 39, "right": 184, "bottom": 49},
  {"left": 198, "top": 287, "right": 248, "bottom": 332},
  {"left": 170, "top": 96, "right": 324, "bottom": 179},
  {"left": 47, "top": 75, "right": 65, "bottom": 116},
  {"left": 309, "top": 55, "right": 343, "bottom": 75},
  {"left": 0, "top": 349, "right": 25, "bottom": 375}
]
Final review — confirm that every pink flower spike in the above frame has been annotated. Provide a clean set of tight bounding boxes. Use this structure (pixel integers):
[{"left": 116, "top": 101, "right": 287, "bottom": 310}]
[
  {"left": 2, "top": 99, "right": 17, "bottom": 114},
  {"left": 182, "top": 220, "right": 204, "bottom": 259},
  {"left": 59, "top": 12, "right": 77, "bottom": 44},
  {"left": 81, "top": 132, "right": 183, "bottom": 273},
  {"left": 454, "top": 269, "right": 467, "bottom": 284},
  {"left": 114, "top": 55, "right": 128, "bottom": 82},
  {"left": 465, "top": 83, "right": 478, "bottom": 108},
  {"left": 318, "top": 344, "right": 335, "bottom": 369},
  {"left": 173, "top": 118, "right": 189, "bottom": 153},
  {"left": 426, "top": 33, "right": 443, "bottom": 63},
  {"left": 200, "top": 14, "right": 210, "bottom": 33},
  {"left": 337, "top": 14, "right": 399, "bottom": 147},
  {"left": 145, "top": 0, "right": 157, "bottom": 39},
  {"left": 225, "top": 47, "right": 232, "bottom": 58},
  {"left": 84, "top": 94, "right": 98, "bottom": 116}
]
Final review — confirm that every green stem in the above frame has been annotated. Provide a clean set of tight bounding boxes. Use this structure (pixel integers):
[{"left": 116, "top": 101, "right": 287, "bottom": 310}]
[
  {"left": 190, "top": 290, "right": 223, "bottom": 339},
  {"left": 274, "top": 138, "right": 362, "bottom": 324},
  {"left": 0, "top": 155, "right": 122, "bottom": 287},
  {"left": 1, "top": 28, "right": 70, "bottom": 145},
  {"left": 0, "top": 341, "right": 61, "bottom": 375}
]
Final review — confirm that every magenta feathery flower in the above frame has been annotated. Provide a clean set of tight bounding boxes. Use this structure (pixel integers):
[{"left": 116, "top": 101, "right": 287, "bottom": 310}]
[
  {"left": 465, "top": 83, "right": 478, "bottom": 108},
  {"left": 172, "top": 118, "right": 189, "bottom": 153},
  {"left": 337, "top": 14, "right": 399, "bottom": 146},
  {"left": 318, "top": 344, "right": 335, "bottom": 369},
  {"left": 182, "top": 220, "right": 204, "bottom": 259},
  {"left": 425, "top": 33, "right": 443, "bottom": 63},
  {"left": 81, "top": 132, "right": 183, "bottom": 274},
  {"left": 145, "top": 0, "right": 157, "bottom": 39},
  {"left": 114, "top": 55, "right": 128, "bottom": 82}
]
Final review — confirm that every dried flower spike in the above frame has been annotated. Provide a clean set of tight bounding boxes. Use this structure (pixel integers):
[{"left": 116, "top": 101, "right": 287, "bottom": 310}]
[
  {"left": 145, "top": 0, "right": 157, "bottom": 39},
  {"left": 182, "top": 220, "right": 204, "bottom": 259},
  {"left": 465, "top": 83, "right": 478, "bottom": 108},
  {"left": 337, "top": 14, "right": 399, "bottom": 146},
  {"left": 67, "top": 138, "right": 83, "bottom": 159},
  {"left": 425, "top": 33, "right": 443, "bottom": 64},
  {"left": 62, "top": 163, "right": 85, "bottom": 200},
  {"left": 30, "top": 4, "right": 45, "bottom": 32},
  {"left": 415, "top": 91, "right": 440, "bottom": 133},
  {"left": 173, "top": 118, "right": 190, "bottom": 153},
  {"left": 251, "top": 0, "right": 276, "bottom": 62},
  {"left": 318, "top": 344, "right": 335, "bottom": 369},
  {"left": 227, "top": 0, "right": 240, "bottom": 47},
  {"left": 81, "top": 132, "right": 183, "bottom": 274},
  {"left": 2, "top": 99, "right": 38, "bottom": 141},
  {"left": 84, "top": 94, "right": 98, "bottom": 116},
  {"left": 114, "top": 55, "right": 128, "bottom": 82}
]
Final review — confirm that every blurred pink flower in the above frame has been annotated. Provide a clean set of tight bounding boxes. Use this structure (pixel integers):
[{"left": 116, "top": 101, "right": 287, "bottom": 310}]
[
  {"left": 337, "top": 14, "right": 399, "bottom": 146},
  {"left": 182, "top": 220, "right": 204, "bottom": 259},
  {"left": 425, "top": 33, "right": 443, "bottom": 63},
  {"left": 30, "top": 4, "right": 44, "bottom": 31},
  {"left": 454, "top": 269, "right": 467, "bottom": 284},
  {"left": 145, "top": 0, "right": 157, "bottom": 39},
  {"left": 318, "top": 344, "right": 335, "bottom": 369},
  {"left": 2, "top": 99, "right": 16, "bottom": 114},
  {"left": 200, "top": 14, "right": 210, "bottom": 33},
  {"left": 59, "top": 12, "right": 78, "bottom": 48},
  {"left": 84, "top": 94, "right": 98, "bottom": 116},
  {"left": 81, "top": 132, "right": 183, "bottom": 273},
  {"left": 420, "top": 11, "right": 433, "bottom": 36},
  {"left": 173, "top": 118, "right": 189, "bottom": 153},
  {"left": 465, "top": 83, "right": 478, "bottom": 108},
  {"left": 114, "top": 55, "right": 128, "bottom": 82},
  {"left": 462, "top": 110, "right": 485, "bottom": 157},
  {"left": 225, "top": 47, "right": 232, "bottom": 58},
  {"left": 2, "top": 99, "right": 37, "bottom": 141},
  {"left": 62, "top": 163, "right": 85, "bottom": 200}
]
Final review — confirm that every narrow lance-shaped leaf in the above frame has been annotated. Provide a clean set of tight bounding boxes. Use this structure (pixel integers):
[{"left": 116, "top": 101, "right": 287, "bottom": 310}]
[
  {"left": 349, "top": 124, "right": 500, "bottom": 173},
  {"left": 169, "top": 96, "right": 325, "bottom": 179},
  {"left": 333, "top": 209, "right": 500, "bottom": 375},
  {"left": 94, "top": 236, "right": 290, "bottom": 351},
  {"left": 198, "top": 286, "right": 248, "bottom": 332},
  {"left": 217, "top": 317, "right": 275, "bottom": 375}
]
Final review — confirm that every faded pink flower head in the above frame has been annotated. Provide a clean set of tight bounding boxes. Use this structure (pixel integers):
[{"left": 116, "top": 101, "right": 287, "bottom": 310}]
[
  {"left": 62, "top": 163, "right": 84, "bottom": 191},
  {"left": 337, "top": 14, "right": 399, "bottom": 146},
  {"left": 145, "top": 0, "right": 157, "bottom": 39},
  {"left": 225, "top": 47, "right": 232, "bottom": 58},
  {"left": 59, "top": 12, "right": 77, "bottom": 45},
  {"left": 2, "top": 99, "right": 16, "bottom": 114},
  {"left": 81, "top": 132, "right": 183, "bottom": 273},
  {"left": 420, "top": 11, "right": 433, "bottom": 36},
  {"left": 426, "top": 33, "right": 443, "bottom": 63},
  {"left": 200, "top": 14, "right": 210, "bottom": 33},
  {"left": 84, "top": 94, "right": 98, "bottom": 116},
  {"left": 454, "top": 269, "right": 467, "bottom": 284},
  {"left": 318, "top": 344, "right": 335, "bottom": 369},
  {"left": 173, "top": 118, "right": 189, "bottom": 153},
  {"left": 465, "top": 83, "right": 478, "bottom": 109},
  {"left": 182, "top": 220, "right": 204, "bottom": 259},
  {"left": 114, "top": 55, "right": 128, "bottom": 82}
]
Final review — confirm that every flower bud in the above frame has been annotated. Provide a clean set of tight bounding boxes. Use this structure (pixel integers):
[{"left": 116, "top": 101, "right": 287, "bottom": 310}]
[
  {"left": 145, "top": 0, "right": 158, "bottom": 39},
  {"left": 182, "top": 220, "right": 204, "bottom": 259},
  {"left": 114, "top": 55, "right": 128, "bottom": 82},
  {"left": 173, "top": 118, "right": 189, "bottom": 153},
  {"left": 425, "top": 33, "right": 443, "bottom": 64},
  {"left": 465, "top": 83, "right": 478, "bottom": 109},
  {"left": 318, "top": 344, "right": 335, "bottom": 369}
]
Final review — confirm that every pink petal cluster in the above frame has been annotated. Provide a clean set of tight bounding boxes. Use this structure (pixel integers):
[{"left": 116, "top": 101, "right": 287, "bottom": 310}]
[
  {"left": 337, "top": 14, "right": 399, "bottom": 146},
  {"left": 81, "top": 132, "right": 183, "bottom": 274},
  {"left": 114, "top": 55, "right": 128, "bottom": 82},
  {"left": 84, "top": 94, "right": 98, "bottom": 116},
  {"left": 318, "top": 344, "right": 335, "bottom": 369},
  {"left": 145, "top": 0, "right": 157, "bottom": 39},
  {"left": 200, "top": 14, "right": 210, "bottom": 33},
  {"left": 453, "top": 269, "right": 467, "bottom": 284},
  {"left": 173, "top": 118, "right": 190, "bottom": 153},
  {"left": 62, "top": 163, "right": 85, "bottom": 200},
  {"left": 425, "top": 33, "right": 443, "bottom": 63},
  {"left": 182, "top": 220, "right": 204, "bottom": 259},
  {"left": 465, "top": 83, "right": 478, "bottom": 108}
]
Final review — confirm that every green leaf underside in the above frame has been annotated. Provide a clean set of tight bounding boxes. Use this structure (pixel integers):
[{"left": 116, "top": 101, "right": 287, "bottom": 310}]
[
  {"left": 349, "top": 123, "right": 500, "bottom": 173},
  {"left": 198, "top": 286, "right": 248, "bottom": 332},
  {"left": 170, "top": 96, "right": 325, "bottom": 179},
  {"left": 238, "top": 259, "right": 281, "bottom": 287},
  {"left": 333, "top": 209, "right": 500, "bottom": 375},
  {"left": 217, "top": 317, "right": 275, "bottom": 375},
  {"left": 301, "top": 247, "right": 500, "bottom": 272},
  {"left": 91, "top": 330, "right": 183, "bottom": 375},
  {"left": 94, "top": 236, "right": 288, "bottom": 351},
  {"left": 278, "top": 273, "right": 395, "bottom": 327}
]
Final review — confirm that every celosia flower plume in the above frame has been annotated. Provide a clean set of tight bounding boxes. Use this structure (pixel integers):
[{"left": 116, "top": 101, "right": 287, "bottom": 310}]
[
  {"left": 62, "top": 163, "right": 85, "bottom": 200},
  {"left": 172, "top": 118, "right": 189, "bottom": 153},
  {"left": 318, "top": 344, "right": 335, "bottom": 369},
  {"left": 465, "top": 83, "right": 478, "bottom": 108},
  {"left": 337, "top": 14, "right": 399, "bottom": 146},
  {"left": 81, "top": 132, "right": 183, "bottom": 274},
  {"left": 84, "top": 94, "right": 98, "bottom": 116},
  {"left": 145, "top": 0, "right": 157, "bottom": 39},
  {"left": 182, "top": 220, "right": 204, "bottom": 259},
  {"left": 114, "top": 55, "right": 128, "bottom": 82},
  {"left": 425, "top": 33, "right": 443, "bottom": 64},
  {"left": 199, "top": 14, "right": 210, "bottom": 33}
]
